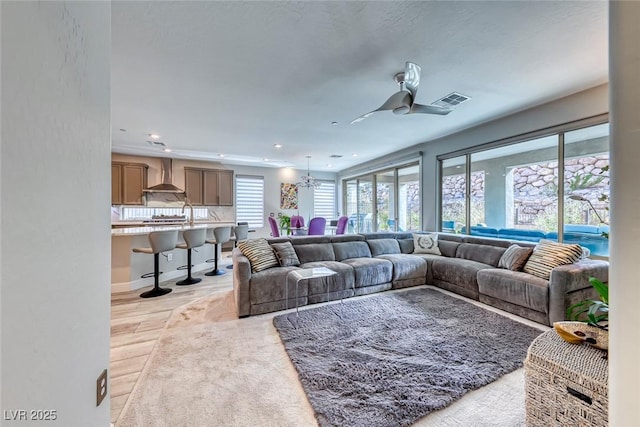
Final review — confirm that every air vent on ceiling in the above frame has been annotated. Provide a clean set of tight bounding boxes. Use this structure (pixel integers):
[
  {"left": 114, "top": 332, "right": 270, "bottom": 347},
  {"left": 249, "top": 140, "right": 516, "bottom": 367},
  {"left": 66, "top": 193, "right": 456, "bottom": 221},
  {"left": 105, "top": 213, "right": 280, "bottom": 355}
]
[
  {"left": 147, "top": 140, "right": 167, "bottom": 148},
  {"left": 431, "top": 92, "right": 471, "bottom": 109},
  {"left": 329, "top": 154, "right": 343, "bottom": 158}
]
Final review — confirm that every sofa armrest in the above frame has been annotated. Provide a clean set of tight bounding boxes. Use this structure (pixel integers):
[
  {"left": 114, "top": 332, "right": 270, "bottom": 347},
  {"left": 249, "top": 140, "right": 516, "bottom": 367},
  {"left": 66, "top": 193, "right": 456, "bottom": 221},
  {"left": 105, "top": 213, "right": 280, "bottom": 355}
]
[
  {"left": 548, "top": 259, "right": 609, "bottom": 324},
  {"left": 232, "top": 248, "right": 253, "bottom": 317}
]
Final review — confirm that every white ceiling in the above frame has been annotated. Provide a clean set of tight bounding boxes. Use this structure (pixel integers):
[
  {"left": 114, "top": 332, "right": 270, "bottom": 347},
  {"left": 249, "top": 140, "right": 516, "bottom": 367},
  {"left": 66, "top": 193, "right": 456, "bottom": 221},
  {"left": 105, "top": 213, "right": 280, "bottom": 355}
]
[{"left": 111, "top": 1, "right": 608, "bottom": 172}]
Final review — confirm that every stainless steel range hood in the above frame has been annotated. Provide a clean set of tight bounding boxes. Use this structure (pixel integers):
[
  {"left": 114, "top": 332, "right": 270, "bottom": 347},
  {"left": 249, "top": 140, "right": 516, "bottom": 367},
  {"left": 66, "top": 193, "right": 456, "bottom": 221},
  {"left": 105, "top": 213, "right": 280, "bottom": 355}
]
[{"left": 143, "top": 158, "right": 184, "bottom": 193}]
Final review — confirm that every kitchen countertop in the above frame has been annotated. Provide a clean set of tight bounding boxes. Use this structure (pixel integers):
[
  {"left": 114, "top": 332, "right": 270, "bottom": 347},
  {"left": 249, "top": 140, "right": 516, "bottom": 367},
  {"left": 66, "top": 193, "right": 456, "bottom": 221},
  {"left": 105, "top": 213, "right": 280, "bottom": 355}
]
[{"left": 111, "top": 222, "right": 236, "bottom": 237}]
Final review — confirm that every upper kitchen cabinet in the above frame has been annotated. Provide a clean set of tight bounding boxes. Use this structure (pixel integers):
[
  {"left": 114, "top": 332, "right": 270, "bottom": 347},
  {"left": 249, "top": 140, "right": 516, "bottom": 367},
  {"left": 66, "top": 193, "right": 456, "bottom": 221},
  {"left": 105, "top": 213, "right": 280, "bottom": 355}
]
[
  {"left": 111, "top": 162, "right": 148, "bottom": 205},
  {"left": 185, "top": 168, "right": 233, "bottom": 206}
]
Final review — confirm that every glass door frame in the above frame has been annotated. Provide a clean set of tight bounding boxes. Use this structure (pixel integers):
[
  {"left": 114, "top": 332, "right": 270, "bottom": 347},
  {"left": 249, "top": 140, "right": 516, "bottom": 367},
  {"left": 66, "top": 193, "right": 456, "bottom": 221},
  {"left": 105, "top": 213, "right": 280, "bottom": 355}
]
[{"left": 342, "top": 160, "right": 420, "bottom": 233}]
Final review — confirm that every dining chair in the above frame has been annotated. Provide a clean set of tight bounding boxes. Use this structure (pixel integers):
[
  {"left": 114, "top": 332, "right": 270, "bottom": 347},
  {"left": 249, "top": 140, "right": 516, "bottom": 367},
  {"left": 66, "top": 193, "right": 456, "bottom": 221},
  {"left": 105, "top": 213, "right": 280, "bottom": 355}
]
[
  {"left": 335, "top": 216, "right": 348, "bottom": 235},
  {"left": 307, "top": 217, "right": 326, "bottom": 235},
  {"left": 268, "top": 216, "right": 280, "bottom": 237},
  {"left": 290, "top": 215, "right": 304, "bottom": 229}
]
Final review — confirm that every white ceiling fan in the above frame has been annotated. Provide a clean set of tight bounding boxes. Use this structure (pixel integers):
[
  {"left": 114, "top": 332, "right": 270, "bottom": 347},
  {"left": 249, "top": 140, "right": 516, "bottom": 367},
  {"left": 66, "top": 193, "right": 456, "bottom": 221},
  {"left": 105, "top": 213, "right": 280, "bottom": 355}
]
[{"left": 351, "top": 62, "right": 452, "bottom": 124}]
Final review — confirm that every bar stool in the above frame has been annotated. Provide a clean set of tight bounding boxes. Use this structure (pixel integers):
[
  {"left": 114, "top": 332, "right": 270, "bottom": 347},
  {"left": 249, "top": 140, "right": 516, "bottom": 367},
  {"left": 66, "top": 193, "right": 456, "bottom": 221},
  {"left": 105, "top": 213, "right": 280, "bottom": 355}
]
[
  {"left": 205, "top": 226, "right": 232, "bottom": 276},
  {"left": 226, "top": 223, "right": 250, "bottom": 270},
  {"left": 132, "top": 230, "right": 179, "bottom": 298},
  {"left": 230, "top": 224, "right": 249, "bottom": 247},
  {"left": 175, "top": 228, "right": 206, "bottom": 286}
]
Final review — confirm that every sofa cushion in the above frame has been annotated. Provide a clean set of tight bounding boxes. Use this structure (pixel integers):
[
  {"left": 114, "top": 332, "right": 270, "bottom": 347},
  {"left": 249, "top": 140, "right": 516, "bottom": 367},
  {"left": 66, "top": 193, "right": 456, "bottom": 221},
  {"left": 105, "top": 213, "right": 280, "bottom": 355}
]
[
  {"left": 431, "top": 257, "right": 491, "bottom": 290},
  {"left": 523, "top": 239, "right": 583, "bottom": 279},
  {"left": 330, "top": 234, "right": 365, "bottom": 243},
  {"left": 298, "top": 261, "right": 355, "bottom": 296},
  {"left": 455, "top": 243, "right": 506, "bottom": 267},
  {"left": 271, "top": 241, "right": 300, "bottom": 267},
  {"left": 332, "top": 241, "right": 372, "bottom": 261},
  {"left": 398, "top": 238, "right": 414, "bottom": 254},
  {"left": 340, "top": 257, "right": 393, "bottom": 288},
  {"left": 237, "top": 238, "right": 279, "bottom": 272},
  {"left": 437, "top": 240, "right": 459, "bottom": 258},
  {"left": 498, "top": 244, "right": 533, "bottom": 271},
  {"left": 477, "top": 269, "right": 549, "bottom": 313},
  {"left": 249, "top": 266, "right": 301, "bottom": 304},
  {"left": 294, "top": 243, "right": 336, "bottom": 264},
  {"left": 413, "top": 232, "right": 441, "bottom": 255},
  {"left": 376, "top": 254, "right": 427, "bottom": 282},
  {"left": 367, "top": 239, "right": 401, "bottom": 256},
  {"left": 461, "top": 236, "right": 512, "bottom": 248}
]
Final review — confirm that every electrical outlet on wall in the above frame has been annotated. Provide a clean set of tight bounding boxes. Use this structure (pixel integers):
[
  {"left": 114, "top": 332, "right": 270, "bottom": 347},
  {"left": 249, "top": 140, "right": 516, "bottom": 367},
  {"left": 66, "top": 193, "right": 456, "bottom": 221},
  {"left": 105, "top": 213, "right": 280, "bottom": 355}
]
[
  {"left": 96, "top": 369, "right": 107, "bottom": 406},
  {"left": 167, "top": 253, "right": 173, "bottom": 261}
]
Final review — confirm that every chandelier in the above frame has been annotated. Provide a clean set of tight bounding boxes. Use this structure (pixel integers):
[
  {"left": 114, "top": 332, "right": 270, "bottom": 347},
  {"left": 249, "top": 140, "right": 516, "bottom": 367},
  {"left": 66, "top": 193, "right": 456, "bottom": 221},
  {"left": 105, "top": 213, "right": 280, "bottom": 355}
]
[{"left": 296, "top": 156, "right": 321, "bottom": 189}]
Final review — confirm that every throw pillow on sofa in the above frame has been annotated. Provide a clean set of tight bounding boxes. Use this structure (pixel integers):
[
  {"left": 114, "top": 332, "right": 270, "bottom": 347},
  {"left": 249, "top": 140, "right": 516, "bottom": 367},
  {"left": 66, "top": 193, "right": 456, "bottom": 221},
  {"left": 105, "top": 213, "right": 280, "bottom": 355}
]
[
  {"left": 237, "top": 238, "right": 279, "bottom": 273},
  {"left": 413, "top": 232, "right": 441, "bottom": 255},
  {"left": 498, "top": 244, "right": 533, "bottom": 271},
  {"left": 523, "top": 239, "right": 582, "bottom": 279},
  {"left": 271, "top": 241, "right": 300, "bottom": 267}
]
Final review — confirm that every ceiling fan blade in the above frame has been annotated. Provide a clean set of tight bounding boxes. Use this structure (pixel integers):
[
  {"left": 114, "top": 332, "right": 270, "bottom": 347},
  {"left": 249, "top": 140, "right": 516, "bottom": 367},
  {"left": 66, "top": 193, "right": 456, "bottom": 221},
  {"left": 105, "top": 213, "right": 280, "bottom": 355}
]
[
  {"left": 404, "top": 62, "right": 421, "bottom": 102},
  {"left": 410, "top": 103, "right": 452, "bottom": 116},
  {"left": 351, "top": 91, "right": 411, "bottom": 124}
]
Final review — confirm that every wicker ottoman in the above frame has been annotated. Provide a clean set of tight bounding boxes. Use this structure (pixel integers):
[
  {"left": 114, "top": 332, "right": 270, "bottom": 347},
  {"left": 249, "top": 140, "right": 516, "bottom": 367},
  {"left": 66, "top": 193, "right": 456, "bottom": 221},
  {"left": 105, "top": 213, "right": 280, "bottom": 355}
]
[{"left": 525, "top": 329, "right": 608, "bottom": 426}]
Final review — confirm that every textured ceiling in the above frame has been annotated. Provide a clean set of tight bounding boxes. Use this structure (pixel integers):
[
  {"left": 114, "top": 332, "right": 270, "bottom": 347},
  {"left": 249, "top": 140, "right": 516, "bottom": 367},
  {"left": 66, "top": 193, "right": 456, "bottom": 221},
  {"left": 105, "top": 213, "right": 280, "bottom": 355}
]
[{"left": 111, "top": 1, "right": 608, "bottom": 172}]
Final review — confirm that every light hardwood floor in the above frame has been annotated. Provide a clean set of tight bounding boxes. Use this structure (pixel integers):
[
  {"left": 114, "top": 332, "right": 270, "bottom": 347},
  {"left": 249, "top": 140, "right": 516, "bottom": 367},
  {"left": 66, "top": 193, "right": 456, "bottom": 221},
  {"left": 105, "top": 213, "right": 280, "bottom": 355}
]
[{"left": 110, "top": 254, "right": 236, "bottom": 424}]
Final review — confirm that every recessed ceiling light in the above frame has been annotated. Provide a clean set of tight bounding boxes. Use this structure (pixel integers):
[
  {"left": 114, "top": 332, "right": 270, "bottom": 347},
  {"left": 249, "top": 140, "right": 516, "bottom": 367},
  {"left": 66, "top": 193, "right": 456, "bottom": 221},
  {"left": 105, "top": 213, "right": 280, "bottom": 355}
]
[
  {"left": 119, "top": 128, "right": 127, "bottom": 132},
  {"left": 219, "top": 153, "right": 225, "bottom": 158},
  {"left": 331, "top": 121, "right": 338, "bottom": 125},
  {"left": 163, "top": 148, "right": 172, "bottom": 153},
  {"left": 149, "top": 133, "right": 160, "bottom": 139},
  {"left": 263, "top": 158, "right": 269, "bottom": 162},
  {"left": 274, "top": 144, "right": 283, "bottom": 149},
  {"left": 326, "top": 164, "right": 333, "bottom": 168},
  {"left": 352, "top": 153, "right": 358, "bottom": 157}
]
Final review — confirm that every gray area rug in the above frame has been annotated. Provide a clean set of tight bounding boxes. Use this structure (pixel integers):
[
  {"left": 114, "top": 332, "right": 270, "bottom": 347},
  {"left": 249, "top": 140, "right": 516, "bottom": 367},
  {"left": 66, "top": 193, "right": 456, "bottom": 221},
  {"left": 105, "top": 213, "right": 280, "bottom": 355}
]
[{"left": 273, "top": 288, "right": 543, "bottom": 427}]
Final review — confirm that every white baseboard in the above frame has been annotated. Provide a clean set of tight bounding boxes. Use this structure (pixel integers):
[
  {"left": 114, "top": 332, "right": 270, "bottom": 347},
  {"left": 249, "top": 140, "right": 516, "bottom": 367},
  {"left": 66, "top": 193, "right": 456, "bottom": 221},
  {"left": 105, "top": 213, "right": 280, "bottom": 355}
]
[{"left": 112, "top": 262, "right": 212, "bottom": 293}]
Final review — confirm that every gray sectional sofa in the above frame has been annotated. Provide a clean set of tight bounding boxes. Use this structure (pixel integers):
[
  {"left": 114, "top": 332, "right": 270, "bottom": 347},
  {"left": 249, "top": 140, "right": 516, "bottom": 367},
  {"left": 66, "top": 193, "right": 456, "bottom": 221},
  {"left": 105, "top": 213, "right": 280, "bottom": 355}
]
[{"left": 231, "top": 232, "right": 609, "bottom": 326}]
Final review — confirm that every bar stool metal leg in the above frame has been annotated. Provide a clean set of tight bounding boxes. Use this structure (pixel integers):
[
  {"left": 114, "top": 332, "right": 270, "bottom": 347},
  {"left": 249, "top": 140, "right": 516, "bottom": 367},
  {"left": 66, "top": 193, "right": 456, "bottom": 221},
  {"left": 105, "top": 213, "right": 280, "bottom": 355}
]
[
  {"left": 176, "top": 248, "right": 202, "bottom": 285},
  {"left": 140, "top": 253, "right": 173, "bottom": 298},
  {"left": 205, "top": 243, "right": 226, "bottom": 276}
]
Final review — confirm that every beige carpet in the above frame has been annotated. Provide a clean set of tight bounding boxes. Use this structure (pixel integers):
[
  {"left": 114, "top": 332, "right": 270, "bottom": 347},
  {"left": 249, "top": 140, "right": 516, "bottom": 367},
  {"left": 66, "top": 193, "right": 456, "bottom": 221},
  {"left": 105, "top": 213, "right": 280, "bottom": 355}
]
[{"left": 118, "top": 286, "right": 548, "bottom": 427}]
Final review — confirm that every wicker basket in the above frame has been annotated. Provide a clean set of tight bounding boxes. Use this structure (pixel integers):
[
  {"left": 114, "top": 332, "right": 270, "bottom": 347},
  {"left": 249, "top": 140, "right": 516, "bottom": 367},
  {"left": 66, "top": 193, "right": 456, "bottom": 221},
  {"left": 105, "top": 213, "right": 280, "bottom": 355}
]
[{"left": 525, "top": 329, "right": 608, "bottom": 426}]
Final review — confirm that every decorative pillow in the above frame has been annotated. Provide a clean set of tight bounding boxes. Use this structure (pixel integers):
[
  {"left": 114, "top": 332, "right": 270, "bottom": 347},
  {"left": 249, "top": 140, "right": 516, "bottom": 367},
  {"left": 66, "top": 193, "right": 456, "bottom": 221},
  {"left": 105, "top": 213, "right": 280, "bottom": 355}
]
[
  {"left": 523, "top": 239, "right": 583, "bottom": 279},
  {"left": 237, "top": 238, "right": 279, "bottom": 273},
  {"left": 271, "top": 242, "right": 300, "bottom": 267},
  {"left": 412, "top": 233, "right": 441, "bottom": 255},
  {"left": 498, "top": 244, "right": 533, "bottom": 271}
]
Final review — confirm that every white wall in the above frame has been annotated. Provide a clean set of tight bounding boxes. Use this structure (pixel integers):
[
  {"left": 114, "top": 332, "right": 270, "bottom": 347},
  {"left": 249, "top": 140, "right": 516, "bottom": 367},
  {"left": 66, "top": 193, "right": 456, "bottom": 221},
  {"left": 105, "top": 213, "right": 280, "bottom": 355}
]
[
  {"left": 609, "top": 1, "right": 640, "bottom": 424},
  {"left": 1, "top": 2, "right": 111, "bottom": 426}
]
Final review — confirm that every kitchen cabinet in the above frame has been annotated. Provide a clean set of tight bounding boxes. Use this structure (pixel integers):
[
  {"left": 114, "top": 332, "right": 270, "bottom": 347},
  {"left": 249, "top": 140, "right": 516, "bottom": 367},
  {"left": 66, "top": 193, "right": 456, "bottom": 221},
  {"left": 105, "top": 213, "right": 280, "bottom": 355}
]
[
  {"left": 185, "top": 168, "right": 233, "bottom": 206},
  {"left": 112, "top": 162, "right": 148, "bottom": 205}
]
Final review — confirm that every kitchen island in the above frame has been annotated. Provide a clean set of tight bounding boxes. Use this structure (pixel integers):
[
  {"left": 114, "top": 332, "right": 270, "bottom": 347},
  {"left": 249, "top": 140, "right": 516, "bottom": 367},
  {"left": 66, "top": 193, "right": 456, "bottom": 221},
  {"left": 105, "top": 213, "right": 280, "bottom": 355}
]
[{"left": 112, "top": 222, "right": 235, "bottom": 292}]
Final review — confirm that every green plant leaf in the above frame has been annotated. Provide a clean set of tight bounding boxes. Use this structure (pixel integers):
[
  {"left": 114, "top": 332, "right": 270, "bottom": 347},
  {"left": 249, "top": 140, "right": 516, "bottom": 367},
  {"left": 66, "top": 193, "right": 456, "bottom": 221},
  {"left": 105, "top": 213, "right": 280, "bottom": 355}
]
[{"left": 588, "top": 277, "right": 609, "bottom": 303}]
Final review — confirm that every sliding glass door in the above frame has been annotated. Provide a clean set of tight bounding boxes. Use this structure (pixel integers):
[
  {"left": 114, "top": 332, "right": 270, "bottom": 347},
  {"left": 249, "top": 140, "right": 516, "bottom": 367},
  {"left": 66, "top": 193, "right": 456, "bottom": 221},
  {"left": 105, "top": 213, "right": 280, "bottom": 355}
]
[
  {"left": 376, "top": 170, "right": 394, "bottom": 231},
  {"left": 342, "top": 162, "right": 420, "bottom": 233},
  {"left": 398, "top": 165, "right": 420, "bottom": 231},
  {"left": 438, "top": 118, "right": 610, "bottom": 257}
]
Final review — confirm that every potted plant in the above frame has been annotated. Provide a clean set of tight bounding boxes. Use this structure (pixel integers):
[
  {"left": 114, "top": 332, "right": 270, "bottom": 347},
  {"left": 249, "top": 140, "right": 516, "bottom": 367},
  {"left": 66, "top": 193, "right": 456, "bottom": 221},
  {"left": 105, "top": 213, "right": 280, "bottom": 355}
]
[
  {"left": 554, "top": 277, "right": 609, "bottom": 351},
  {"left": 278, "top": 214, "right": 291, "bottom": 235},
  {"left": 567, "top": 277, "right": 609, "bottom": 329}
]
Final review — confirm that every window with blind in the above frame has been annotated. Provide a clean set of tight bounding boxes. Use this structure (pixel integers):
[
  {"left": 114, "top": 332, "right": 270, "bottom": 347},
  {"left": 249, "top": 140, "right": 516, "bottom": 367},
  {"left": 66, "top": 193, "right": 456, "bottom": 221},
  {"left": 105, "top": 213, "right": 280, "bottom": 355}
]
[
  {"left": 314, "top": 181, "right": 336, "bottom": 219},
  {"left": 235, "top": 175, "right": 264, "bottom": 228}
]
